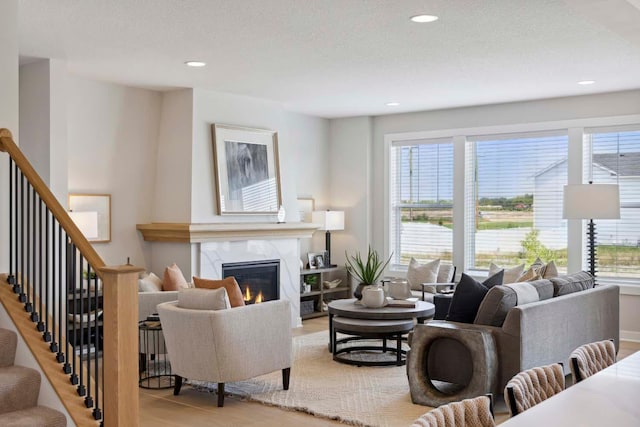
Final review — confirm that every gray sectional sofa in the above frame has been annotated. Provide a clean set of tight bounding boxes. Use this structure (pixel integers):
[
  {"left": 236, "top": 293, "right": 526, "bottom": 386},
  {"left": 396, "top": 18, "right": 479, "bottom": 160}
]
[{"left": 407, "top": 273, "right": 619, "bottom": 407}]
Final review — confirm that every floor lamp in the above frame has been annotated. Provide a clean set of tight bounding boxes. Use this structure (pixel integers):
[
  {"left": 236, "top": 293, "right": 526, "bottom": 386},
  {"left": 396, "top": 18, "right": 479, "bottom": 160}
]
[
  {"left": 312, "top": 210, "right": 345, "bottom": 268},
  {"left": 563, "top": 184, "right": 620, "bottom": 278}
]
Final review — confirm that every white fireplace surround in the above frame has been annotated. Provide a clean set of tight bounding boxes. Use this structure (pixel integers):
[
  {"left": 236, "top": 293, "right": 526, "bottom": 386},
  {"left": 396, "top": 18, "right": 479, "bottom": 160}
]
[
  {"left": 200, "top": 239, "right": 301, "bottom": 326},
  {"left": 137, "top": 222, "right": 319, "bottom": 327}
]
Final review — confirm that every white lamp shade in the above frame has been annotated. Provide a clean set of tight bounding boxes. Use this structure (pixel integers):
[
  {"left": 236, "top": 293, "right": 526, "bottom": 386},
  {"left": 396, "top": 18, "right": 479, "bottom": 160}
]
[
  {"left": 563, "top": 184, "right": 621, "bottom": 219},
  {"left": 69, "top": 211, "right": 99, "bottom": 239},
  {"left": 312, "top": 210, "right": 345, "bottom": 231}
]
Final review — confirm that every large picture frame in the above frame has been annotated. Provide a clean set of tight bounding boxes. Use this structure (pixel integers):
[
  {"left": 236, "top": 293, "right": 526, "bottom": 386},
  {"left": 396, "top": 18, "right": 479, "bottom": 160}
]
[
  {"left": 68, "top": 193, "right": 111, "bottom": 243},
  {"left": 211, "top": 124, "right": 282, "bottom": 215}
]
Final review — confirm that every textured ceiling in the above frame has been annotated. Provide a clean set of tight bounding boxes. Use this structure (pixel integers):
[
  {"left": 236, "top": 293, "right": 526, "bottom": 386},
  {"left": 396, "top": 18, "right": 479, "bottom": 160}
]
[{"left": 17, "top": 0, "right": 640, "bottom": 118}]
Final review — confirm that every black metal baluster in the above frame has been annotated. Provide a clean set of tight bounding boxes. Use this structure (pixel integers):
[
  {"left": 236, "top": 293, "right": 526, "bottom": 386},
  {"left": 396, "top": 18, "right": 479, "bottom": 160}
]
[
  {"left": 70, "top": 243, "right": 78, "bottom": 385},
  {"left": 24, "top": 184, "right": 32, "bottom": 311},
  {"left": 84, "top": 264, "right": 93, "bottom": 408},
  {"left": 8, "top": 158, "right": 14, "bottom": 285},
  {"left": 30, "top": 187, "right": 38, "bottom": 322},
  {"left": 17, "top": 172, "right": 25, "bottom": 299},
  {"left": 12, "top": 165, "right": 21, "bottom": 294},
  {"left": 50, "top": 216, "right": 59, "bottom": 353},
  {"left": 56, "top": 225, "right": 66, "bottom": 364},
  {"left": 77, "top": 255, "right": 86, "bottom": 397},
  {"left": 62, "top": 236, "right": 71, "bottom": 374},
  {"left": 43, "top": 208, "right": 51, "bottom": 342},
  {"left": 36, "top": 198, "right": 44, "bottom": 330}
]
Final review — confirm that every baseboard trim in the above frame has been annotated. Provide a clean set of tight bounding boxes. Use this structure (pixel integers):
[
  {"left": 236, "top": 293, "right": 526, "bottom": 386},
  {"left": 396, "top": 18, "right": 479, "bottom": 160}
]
[{"left": 620, "top": 330, "right": 640, "bottom": 342}]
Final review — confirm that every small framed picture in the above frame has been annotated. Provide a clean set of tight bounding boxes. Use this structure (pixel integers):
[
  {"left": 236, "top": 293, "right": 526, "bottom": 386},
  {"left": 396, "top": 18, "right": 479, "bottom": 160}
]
[{"left": 307, "top": 252, "right": 325, "bottom": 269}]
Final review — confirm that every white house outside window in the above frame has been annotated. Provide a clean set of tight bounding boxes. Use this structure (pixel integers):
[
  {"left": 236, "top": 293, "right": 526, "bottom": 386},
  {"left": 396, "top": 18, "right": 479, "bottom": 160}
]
[
  {"left": 464, "top": 132, "right": 568, "bottom": 272},
  {"left": 585, "top": 128, "right": 640, "bottom": 279}
]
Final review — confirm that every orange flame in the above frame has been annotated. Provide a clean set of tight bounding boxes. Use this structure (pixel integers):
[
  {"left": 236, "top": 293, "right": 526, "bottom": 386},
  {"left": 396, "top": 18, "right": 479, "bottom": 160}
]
[
  {"left": 244, "top": 286, "right": 252, "bottom": 302},
  {"left": 255, "top": 291, "right": 264, "bottom": 304}
]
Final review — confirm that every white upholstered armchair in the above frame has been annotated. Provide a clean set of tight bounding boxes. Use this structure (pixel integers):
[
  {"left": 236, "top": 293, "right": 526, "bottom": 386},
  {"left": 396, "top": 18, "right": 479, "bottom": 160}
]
[{"left": 157, "top": 293, "right": 292, "bottom": 407}]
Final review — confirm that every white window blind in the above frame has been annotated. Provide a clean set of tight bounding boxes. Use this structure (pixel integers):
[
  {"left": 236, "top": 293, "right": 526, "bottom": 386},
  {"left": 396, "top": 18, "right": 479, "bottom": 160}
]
[
  {"left": 585, "top": 128, "right": 640, "bottom": 278},
  {"left": 465, "top": 133, "right": 568, "bottom": 271},
  {"left": 389, "top": 141, "right": 453, "bottom": 268}
]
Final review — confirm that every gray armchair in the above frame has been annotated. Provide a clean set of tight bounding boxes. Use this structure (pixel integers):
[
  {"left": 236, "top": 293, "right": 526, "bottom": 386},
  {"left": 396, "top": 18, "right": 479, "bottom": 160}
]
[{"left": 157, "top": 298, "right": 292, "bottom": 407}]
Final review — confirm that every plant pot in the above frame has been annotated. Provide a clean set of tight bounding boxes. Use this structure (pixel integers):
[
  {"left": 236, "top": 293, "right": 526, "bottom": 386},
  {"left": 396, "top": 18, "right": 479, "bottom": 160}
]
[{"left": 354, "top": 282, "right": 367, "bottom": 300}]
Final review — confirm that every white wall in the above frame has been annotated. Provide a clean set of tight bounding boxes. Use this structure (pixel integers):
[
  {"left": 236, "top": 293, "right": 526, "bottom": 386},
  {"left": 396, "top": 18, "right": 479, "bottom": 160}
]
[
  {"left": 0, "top": 0, "right": 19, "bottom": 273},
  {"left": 285, "top": 111, "right": 330, "bottom": 258},
  {"left": 67, "top": 76, "right": 162, "bottom": 267},
  {"left": 19, "top": 60, "right": 50, "bottom": 182},
  {"left": 191, "top": 89, "right": 289, "bottom": 223},
  {"left": 328, "top": 117, "right": 373, "bottom": 267},
  {"left": 152, "top": 89, "right": 193, "bottom": 223},
  {"left": 148, "top": 88, "right": 330, "bottom": 277},
  {"left": 19, "top": 59, "right": 68, "bottom": 205}
]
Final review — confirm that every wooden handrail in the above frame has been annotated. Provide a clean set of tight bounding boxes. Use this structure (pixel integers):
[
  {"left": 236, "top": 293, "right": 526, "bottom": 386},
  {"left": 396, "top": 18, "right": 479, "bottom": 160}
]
[{"left": 0, "top": 128, "right": 105, "bottom": 273}]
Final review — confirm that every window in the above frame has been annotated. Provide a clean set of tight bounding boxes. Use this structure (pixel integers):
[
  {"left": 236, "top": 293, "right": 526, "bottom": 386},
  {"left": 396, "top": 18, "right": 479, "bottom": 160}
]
[
  {"left": 585, "top": 128, "right": 640, "bottom": 278},
  {"left": 389, "top": 140, "right": 453, "bottom": 268},
  {"left": 465, "top": 133, "right": 568, "bottom": 271}
]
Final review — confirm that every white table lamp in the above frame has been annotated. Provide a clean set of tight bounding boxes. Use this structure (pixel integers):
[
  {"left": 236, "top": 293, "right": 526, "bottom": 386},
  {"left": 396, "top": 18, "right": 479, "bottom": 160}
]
[
  {"left": 563, "top": 183, "right": 620, "bottom": 277},
  {"left": 312, "top": 210, "right": 345, "bottom": 268}
]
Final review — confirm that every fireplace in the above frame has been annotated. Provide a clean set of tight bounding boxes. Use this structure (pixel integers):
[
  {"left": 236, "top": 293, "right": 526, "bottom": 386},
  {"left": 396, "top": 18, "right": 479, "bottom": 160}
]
[{"left": 222, "top": 260, "right": 280, "bottom": 304}]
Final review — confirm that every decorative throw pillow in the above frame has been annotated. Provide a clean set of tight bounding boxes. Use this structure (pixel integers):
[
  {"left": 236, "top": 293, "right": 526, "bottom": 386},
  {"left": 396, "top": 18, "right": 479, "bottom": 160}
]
[
  {"left": 474, "top": 279, "right": 554, "bottom": 327},
  {"left": 518, "top": 258, "right": 559, "bottom": 281},
  {"left": 138, "top": 272, "right": 163, "bottom": 292},
  {"left": 437, "top": 264, "right": 456, "bottom": 283},
  {"left": 193, "top": 276, "right": 245, "bottom": 307},
  {"left": 446, "top": 271, "right": 504, "bottom": 323},
  {"left": 162, "top": 263, "right": 189, "bottom": 291},
  {"left": 407, "top": 258, "right": 441, "bottom": 293},
  {"left": 488, "top": 263, "right": 524, "bottom": 285},
  {"left": 516, "top": 267, "right": 542, "bottom": 282},
  {"left": 540, "top": 260, "right": 559, "bottom": 279},
  {"left": 177, "top": 288, "right": 230, "bottom": 311},
  {"left": 549, "top": 271, "right": 595, "bottom": 296}
]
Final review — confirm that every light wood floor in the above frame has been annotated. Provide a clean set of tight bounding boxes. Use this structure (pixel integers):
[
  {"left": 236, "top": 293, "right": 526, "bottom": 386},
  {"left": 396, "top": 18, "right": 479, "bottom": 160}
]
[{"left": 139, "top": 317, "right": 640, "bottom": 426}]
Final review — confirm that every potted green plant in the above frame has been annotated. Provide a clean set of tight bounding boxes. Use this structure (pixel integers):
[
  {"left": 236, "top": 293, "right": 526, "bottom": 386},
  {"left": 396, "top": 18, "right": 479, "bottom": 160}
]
[{"left": 345, "top": 246, "right": 392, "bottom": 300}]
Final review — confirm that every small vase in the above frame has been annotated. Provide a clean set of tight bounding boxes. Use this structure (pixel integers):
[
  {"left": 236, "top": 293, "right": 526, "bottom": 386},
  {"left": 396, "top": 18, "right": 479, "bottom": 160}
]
[
  {"left": 354, "top": 283, "right": 367, "bottom": 300},
  {"left": 361, "top": 284, "right": 386, "bottom": 308}
]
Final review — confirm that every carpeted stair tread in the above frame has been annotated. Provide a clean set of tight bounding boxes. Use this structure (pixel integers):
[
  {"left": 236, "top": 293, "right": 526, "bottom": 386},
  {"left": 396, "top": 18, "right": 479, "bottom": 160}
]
[
  {"left": 0, "top": 405, "right": 67, "bottom": 427},
  {"left": 0, "top": 366, "right": 40, "bottom": 415},
  {"left": 0, "top": 328, "right": 17, "bottom": 368}
]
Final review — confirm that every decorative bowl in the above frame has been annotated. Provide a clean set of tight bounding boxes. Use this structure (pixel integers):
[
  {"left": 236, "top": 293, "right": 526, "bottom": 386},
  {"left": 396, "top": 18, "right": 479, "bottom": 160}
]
[{"left": 323, "top": 279, "right": 342, "bottom": 289}]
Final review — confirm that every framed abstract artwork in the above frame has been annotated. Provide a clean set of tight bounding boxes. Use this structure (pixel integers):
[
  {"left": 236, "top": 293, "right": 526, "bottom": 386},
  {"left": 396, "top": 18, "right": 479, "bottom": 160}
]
[{"left": 211, "top": 124, "right": 282, "bottom": 215}]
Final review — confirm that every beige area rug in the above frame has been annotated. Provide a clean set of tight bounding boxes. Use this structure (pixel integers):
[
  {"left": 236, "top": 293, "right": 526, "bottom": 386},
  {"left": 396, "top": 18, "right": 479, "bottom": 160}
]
[{"left": 191, "top": 331, "right": 435, "bottom": 427}]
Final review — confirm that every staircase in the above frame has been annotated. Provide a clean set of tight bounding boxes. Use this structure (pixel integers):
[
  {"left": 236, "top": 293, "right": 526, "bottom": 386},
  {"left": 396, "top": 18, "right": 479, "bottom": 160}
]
[
  {"left": 0, "top": 328, "right": 66, "bottom": 426},
  {"left": 1, "top": 127, "right": 142, "bottom": 426}
]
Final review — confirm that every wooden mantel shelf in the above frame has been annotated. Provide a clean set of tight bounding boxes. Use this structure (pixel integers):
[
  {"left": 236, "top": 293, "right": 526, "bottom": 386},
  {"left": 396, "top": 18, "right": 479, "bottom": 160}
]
[{"left": 136, "top": 222, "right": 320, "bottom": 242}]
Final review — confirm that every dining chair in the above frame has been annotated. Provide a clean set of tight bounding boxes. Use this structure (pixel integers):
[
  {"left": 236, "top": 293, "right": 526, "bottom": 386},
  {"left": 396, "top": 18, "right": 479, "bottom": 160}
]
[
  {"left": 504, "top": 363, "right": 564, "bottom": 416},
  {"left": 411, "top": 394, "right": 495, "bottom": 427},
  {"left": 570, "top": 339, "right": 616, "bottom": 383}
]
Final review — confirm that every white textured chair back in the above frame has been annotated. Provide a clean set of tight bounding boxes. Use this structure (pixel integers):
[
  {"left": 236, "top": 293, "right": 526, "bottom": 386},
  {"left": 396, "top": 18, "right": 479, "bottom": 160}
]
[
  {"left": 504, "top": 363, "right": 564, "bottom": 416},
  {"left": 411, "top": 395, "right": 495, "bottom": 427},
  {"left": 570, "top": 339, "right": 616, "bottom": 383}
]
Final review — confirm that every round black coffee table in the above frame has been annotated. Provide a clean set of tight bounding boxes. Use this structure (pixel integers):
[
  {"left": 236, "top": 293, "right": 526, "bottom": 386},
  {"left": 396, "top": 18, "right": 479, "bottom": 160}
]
[{"left": 327, "top": 299, "right": 435, "bottom": 366}]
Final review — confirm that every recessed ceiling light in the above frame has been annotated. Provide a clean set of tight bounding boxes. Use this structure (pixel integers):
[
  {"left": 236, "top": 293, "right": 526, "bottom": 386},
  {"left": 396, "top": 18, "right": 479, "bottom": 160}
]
[
  {"left": 185, "top": 61, "right": 206, "bottom": 67},
  {"left": 386, "top": 102, "right": 400, "bottom": 107},
  {"left": 577, "top": 80, "right": 595, "bottom": 85},
  {"left": 410, "top": 14, "right": 439, "bottom": 23}
]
